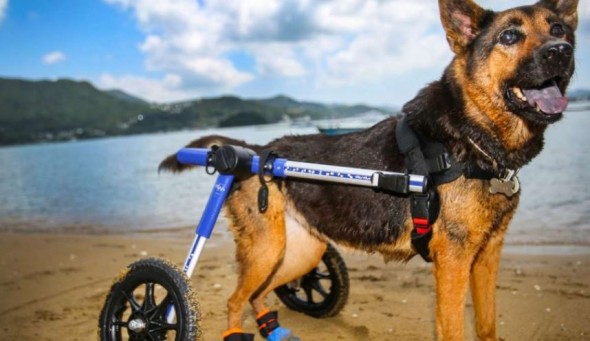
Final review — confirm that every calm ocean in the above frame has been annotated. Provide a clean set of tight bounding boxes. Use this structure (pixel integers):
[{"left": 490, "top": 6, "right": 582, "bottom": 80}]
[{"left": 1, "top": 113, "right": 589, "bottom": 248}]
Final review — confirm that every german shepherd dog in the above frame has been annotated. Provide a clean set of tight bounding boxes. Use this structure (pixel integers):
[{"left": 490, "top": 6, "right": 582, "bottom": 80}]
[{"left": 160, "top": 0, "right": 578, "bottom": 339}]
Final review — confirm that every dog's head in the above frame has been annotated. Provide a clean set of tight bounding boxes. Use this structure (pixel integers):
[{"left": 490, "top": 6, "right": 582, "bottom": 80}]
[{"left": 439, "top": 0, "right": 578, "bottom": 125}]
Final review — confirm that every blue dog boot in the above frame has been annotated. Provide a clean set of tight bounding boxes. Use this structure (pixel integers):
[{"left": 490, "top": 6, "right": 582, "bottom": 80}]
[
  {"left": 256, "top": 310, "right": 300, "bottom": 341},
  {"left": 267, "top": 327, "right": 300, "bottom": 341}
]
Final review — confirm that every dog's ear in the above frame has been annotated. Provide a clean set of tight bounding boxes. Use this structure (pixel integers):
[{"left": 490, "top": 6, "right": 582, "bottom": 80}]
[
  {"left": 438, "top": 0, "right": 486, "bottom": 54},
  {"left": 539, "top": 0, "right": 579, "bottom": 30}
]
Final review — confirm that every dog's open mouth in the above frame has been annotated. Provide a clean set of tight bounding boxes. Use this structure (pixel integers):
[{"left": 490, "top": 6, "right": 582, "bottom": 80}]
[{"left": 507, "top": 78, "right": 569, "bottom": 117}]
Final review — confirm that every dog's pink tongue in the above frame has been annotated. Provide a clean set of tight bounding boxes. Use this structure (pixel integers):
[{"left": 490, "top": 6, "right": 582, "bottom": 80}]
[{"left": 523, "top": 81, "right": 569, "bottom": 114}]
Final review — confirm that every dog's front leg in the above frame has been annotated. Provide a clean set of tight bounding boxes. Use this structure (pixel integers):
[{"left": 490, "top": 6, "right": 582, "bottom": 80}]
[
  {"left": 431, "top": 236, "right": 474, "bottom": 341},
  {"left": 469, "top": 228, "right": 507, "bottom": 341}
]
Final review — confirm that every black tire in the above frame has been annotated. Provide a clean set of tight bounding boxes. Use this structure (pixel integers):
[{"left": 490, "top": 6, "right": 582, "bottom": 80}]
[
  {"left": 99, "top": 258, "right": 201, "bottom": 341},
  {"left": 274, "top": 243, "right": 349, "bottom": 318}
]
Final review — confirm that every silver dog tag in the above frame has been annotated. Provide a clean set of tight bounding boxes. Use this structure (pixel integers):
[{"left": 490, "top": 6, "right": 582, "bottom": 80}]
[{"left": 489, "top": 169, "right": 520, "bottom": 197}]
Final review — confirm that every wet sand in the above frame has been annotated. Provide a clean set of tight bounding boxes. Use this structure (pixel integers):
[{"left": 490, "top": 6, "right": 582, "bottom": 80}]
[{"left": 0, "top": 232, "right": 589, "bottom": 340}]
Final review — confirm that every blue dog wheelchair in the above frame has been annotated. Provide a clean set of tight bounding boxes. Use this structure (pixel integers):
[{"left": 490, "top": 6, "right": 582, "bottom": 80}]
[{"left": 99, "top": 145, "right": 429, "bottom": 340}]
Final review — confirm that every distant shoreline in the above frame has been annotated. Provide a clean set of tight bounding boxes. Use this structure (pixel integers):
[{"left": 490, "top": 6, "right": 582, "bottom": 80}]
[
  {"left": 1, "top": 228, "right": 588, "bottom": 256},
  {"left": 2, "top": 102, "right": 588, "bottom": 148}
]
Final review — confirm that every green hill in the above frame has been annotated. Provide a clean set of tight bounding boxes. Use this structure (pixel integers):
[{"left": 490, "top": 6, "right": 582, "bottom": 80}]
[
  {"left": 0, "top": 77, "right": 388, "bottom": 146},
  {"left": 105, "top": 89, "right": 148, "bottom": 104},
  {"left": 0, "top": 78, "right": 154, "bottom": 145}
]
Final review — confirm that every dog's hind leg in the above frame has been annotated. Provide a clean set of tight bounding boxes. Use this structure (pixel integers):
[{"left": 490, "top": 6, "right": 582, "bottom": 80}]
[
  {"left": 245, "top": 211, "right": 325, "bottom": 340},
  {"left": 249, "top": 212, "right": 327, "bottom": 339},
  {"left": 250, "top": 208, "right": 328, "bottom": 310},
  {"left": 222, "top": 180, "right": 294, "bottom": 340}
]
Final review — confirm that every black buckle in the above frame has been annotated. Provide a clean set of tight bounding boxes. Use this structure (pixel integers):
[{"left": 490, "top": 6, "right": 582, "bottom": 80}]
[
  {"left": 410, "top": 189, "right": 438, "bottom": 222},
  {"left": 410, "top": 188, "right": 439, "bottom": 263},
  {"left": 426, "top": 153, "right": 452, "bottom": 173},
  {"left": 376, "top": 173, "right": 410, "bottom": 195}
]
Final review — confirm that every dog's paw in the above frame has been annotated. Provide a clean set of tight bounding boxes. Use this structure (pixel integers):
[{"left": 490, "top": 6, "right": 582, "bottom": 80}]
[{"left": 267, "top": 327, "right": 300, "bottom": 341}]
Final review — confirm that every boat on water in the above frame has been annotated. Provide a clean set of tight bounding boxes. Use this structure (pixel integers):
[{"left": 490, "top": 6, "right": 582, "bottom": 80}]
[
  {"left": 317, "top": 126, "right": 366, "bottom": 135},
  {"left": 315, "top": 110, "right": 391, "bottom": 135}
]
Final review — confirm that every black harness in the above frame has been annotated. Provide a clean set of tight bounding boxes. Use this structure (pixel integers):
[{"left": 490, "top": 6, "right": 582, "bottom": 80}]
[
  {"left": 396, "top": 117, "right": 519, "bottom": 262},
  {"left": 396, "top": 118, "right": 456, "bottom": 262}
]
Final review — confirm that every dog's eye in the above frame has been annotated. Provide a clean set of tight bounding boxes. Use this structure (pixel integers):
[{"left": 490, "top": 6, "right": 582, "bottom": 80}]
[
  {"left": 499, "top": 29, "right": 521, "bottom": 46},
  {"left": 550, "top": 23, "right": 565, "bottom": 37}
]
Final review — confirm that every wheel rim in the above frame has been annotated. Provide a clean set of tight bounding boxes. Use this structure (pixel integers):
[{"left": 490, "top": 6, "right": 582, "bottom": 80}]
[
  {"left": 283, "top": 260, "right": 335, "bottom": 309},
  {"left": 106, "top": 278, "right": 182, "bottom": 340}
]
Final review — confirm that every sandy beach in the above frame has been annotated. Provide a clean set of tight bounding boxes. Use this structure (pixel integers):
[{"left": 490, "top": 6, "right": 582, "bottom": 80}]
[{"left": 0, "top": 231, "right": 589, "bottom": 340}]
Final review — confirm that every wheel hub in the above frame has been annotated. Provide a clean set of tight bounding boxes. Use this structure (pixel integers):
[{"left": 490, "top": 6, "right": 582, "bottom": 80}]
[{"left": 128, "top": 316, "right": 147, "bottom": 333}]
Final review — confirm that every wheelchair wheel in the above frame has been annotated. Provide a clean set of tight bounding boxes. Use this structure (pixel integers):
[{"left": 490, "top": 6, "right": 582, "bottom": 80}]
[
  {"left": 99, "top": 258, "right": 201, "bottom": 340},
  {"left": 274, "top": 243, "right": 349, "bottom": 318}
]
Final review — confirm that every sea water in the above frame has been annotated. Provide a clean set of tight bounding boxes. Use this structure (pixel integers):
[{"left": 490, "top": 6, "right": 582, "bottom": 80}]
[{"left": 0, "top": 113, "right": 589, "bottom": 248}]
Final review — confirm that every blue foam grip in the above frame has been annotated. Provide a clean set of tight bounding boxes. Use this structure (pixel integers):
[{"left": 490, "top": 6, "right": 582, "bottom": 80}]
[{"left": 177, "top": 148, "right": 209, "bottom": 166}]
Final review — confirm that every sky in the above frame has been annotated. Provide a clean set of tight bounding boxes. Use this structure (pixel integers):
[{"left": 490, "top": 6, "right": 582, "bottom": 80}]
[{"left": 0, "top": 0, "right": 588, "bottom": 107}]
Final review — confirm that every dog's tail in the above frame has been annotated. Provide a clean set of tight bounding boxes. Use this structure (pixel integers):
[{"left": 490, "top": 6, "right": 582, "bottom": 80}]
[{"left": 158, "top": 135, "right": 261, "bottom": 173}]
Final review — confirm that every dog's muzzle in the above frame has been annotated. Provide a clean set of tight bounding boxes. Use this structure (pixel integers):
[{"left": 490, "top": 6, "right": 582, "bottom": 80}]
[
  {"left": 536, "top": 41, "right": 573, "bottom": 71},
  {"left": 507, "top": 41, "right": 574, "bottom": 117}
]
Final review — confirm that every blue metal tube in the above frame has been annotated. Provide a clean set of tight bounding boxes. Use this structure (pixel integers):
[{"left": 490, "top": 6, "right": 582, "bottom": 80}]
[
  {"left": 250, "top": 155, "right": 288, "bottom": 178},
  {"left": 176, "top": 147, "right": 426, "bottom": 193},
  {"left": 195, "top": 174, "right": 234, "bottom": 238},
  {"left": 250, "top": 155, "right": 260, "bottom": 173},
  {"left": 177, "top": 148, "right": 209, "bottom": 166},
  {"left": 172, "top": 179, "right": 232, "bottom": 323}
]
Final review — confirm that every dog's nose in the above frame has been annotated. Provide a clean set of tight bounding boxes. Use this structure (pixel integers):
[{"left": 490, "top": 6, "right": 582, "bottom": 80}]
[{"left": 538, "top": 42, "right": 573, "bottom": 66}]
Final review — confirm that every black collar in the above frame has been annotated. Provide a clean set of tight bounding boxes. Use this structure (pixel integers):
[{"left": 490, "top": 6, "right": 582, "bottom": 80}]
[{"left": 463, "top": 137, "right": 520, "bottom": 184}]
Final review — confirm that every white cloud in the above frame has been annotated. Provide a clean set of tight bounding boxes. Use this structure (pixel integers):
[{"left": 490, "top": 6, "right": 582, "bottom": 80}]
[
  {"left": 251, "top": 43, "right": 307, "bottom": 77},
  {"left": 42, "top": 51, "right": 66, "bottom": 65},
  {"left": 99, "top": 73, "right": 190, "bottom": 102},
  {"left": 315, "top": 1, "right": 448, "bottom": 86},
  {"left": 103, "top": 0, "right": 590, "bottom": 103},
  {"left": 103, "top": 0, "right": 449, "bottom": 100},
  {"left": 0, "top": 0, "right": 8, "bottom": 23}
]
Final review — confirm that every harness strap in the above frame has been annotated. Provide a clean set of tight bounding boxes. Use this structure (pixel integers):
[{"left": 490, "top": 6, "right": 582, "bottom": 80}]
[
  {"left": 396, "top": 120, "right": 429, "bottom": 175},
  {"left": 396, "top": 118, "right": 438, "bottom": 262},
  {"left": 425, "top": 153, "right": 452, "bottom": 174},
  {"left": 463, "top": 160, "right": 497, "bottom": 180},
  {"left": 257, "top": 150, "right": 276, "bottom": 213},
  {"left": 432, "top": 158, "right": 463, "bottom": 185},
  {"left": 410, "top": 188, "right": 439, "bottom": 261}
]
